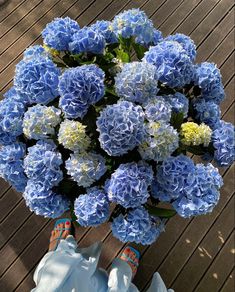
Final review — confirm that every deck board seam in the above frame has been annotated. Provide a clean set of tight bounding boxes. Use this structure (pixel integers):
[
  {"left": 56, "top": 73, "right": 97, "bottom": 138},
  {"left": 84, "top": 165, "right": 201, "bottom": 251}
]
[
  {"left": 170, "top": 193, "right": 235, "bottom": 288},
  {"left": 193, "top": 228, "right": 235, "bottom": 291}
]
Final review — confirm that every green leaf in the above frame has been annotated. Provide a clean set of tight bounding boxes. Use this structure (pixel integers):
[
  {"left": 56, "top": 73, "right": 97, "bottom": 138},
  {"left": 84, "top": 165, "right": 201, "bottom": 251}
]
[
  {"left": 105, "top": 87, "right": 118, "bottom": 97},
  {"left": 114, "top": 48, "right": 130, "bottom": 62},
  {"left": 186, "top": 145, "right": 207, "bottom": 155},
  {"left": 146, "top": 205, "right": 177, "bottom": 218},
  {"left": 170, "top": 112, "right": 185, "bottom": 131},
  {"left": 132, "top": 42, "right": 147, "bottom": 59}
]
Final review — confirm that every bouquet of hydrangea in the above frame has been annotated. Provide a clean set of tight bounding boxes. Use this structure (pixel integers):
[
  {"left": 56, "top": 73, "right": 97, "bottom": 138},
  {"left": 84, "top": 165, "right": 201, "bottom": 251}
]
[{"left": 1, "top": 9, "right": 234, "bottom": 245}]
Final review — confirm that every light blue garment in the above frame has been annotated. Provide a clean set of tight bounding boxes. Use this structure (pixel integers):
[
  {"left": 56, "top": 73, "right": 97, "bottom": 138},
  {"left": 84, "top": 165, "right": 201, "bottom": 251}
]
[{"left": 32, "top": 235, "right": 173, "bottom": 292}]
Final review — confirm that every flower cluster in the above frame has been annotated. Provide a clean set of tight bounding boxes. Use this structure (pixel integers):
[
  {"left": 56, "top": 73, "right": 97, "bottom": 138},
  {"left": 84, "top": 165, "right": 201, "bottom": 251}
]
[
  {"left": 90, "top": 20, "right": 118, "bottom": 45},
  {"left": 0, "top": 98, "right": 25, "bottom": 145},
  {"left": 42, "top": 17, "right": 80, "bottom": 51},
  {"left": 0, "top": 143, "right": 27, "bottom": 192},
  {"left": 138, "top": 122, "right": 179, "bottom": 162},
  {"left": 23, "top": 104, "right": 61, "bottom": 140},
  {"left": 165, "top": 33, "right": 196, "bottom": 61},
  {"left": 180, "top": 122, "right": 212, "bottom": 147},
  {"left": 66, "top": 152, "right": 107, "bottom": 188},
  {"left": 24, "top": 140, "right": 63, "bottom": 188},
  {"left": 69, "top": 26, "right": 106, "bottom": 55},
  {"left": 115, "top": 62, "right": 159, "bottom": 104},
  {"left": 97, "top": 100, "right": 145, "bottom": 156},
  {"left": 14, "top": 56, "right": 60, "bottom": 105},
  {"left": 194, "top": 62, "right": 225, "bottom": 104},
  {"left": 193, "top": 100, "right": 221, "bottom": 130},
  {"left": 143, "top": 97, "right": 172, "bottom": 122},
  {"left": 143, "top": 40, "right": 194, "bottom": 87},
  {"left": 164, "top": 92, "right": 189, "bottom": 118},
  {"left": 0, "top": 10, "right": 233, "bottom": 243},
  {"left": 23, "top": 45, "right": 49, "bottom": 60},
  {"left": 112, "top": 207, "right": 164, "bottom": 245},
  {"left": 106, "top": 162, "right": 153, "bottom": 208},
  {"left": 74, "top": 187, "right": 110, "bottom": 226},
  {"left": 172, "top": 163, "right": 223, "bottom": 218},
  {"left": 152, "top": 155, "right": 223, "bottom": 217},
  {"left": 212, "top": 120, "right": 235, "bottom": 166},
  {"left": 24, "top": 180, "right": 69, "bottom": 218},
  {"left": 111, "top": 9, "right": 159, "bottom": 46},
  {"left": 59, "top": 65, "right": 105, "bottom": 118},
  {"left": 58, "top": 119, "right": 90, "bottom": 152}
]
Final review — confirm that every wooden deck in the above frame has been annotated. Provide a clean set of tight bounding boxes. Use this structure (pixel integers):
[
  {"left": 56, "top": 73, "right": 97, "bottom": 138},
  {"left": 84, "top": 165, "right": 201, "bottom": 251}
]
[{"left": 0, "top": 0, "right": 234, "bottom": 291}]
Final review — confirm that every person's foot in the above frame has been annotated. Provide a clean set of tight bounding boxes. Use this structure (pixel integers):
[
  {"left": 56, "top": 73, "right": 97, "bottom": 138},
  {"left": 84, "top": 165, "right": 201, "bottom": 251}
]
[
  {"left": 49, "top": 220, "right": 71, "bottom": 251},
  {"left": 119, "top": 246, "right": 140, "bottom": 278}
]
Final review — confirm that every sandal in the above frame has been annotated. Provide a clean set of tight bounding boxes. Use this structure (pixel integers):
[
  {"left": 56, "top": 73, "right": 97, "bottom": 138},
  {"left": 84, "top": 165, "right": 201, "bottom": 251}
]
[{"left": 49, "top": 218, "right": 72, "bottom": 251}]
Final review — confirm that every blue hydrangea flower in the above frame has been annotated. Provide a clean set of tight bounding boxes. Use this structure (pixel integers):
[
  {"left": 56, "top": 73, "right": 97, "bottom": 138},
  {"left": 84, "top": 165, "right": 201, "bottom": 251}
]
[
  {"left": 165, "top": 33, "right": 196, "bottom": 62},
  {"left": 143, "top": 40, "right": 194, "bottom": 88},
  {"left": 111, "top": 9, "right": 156, "bottom": 46},
  {"left": 96, "top": 100, "right": 146, "bottom": 156},
  {"left": 194, "top": 62, "right": 225, "bottom": 104},
  {"left": 152, "top": 155, "right": 195, "bottom": 202},
  {"left": 23, "top": 104, "right": 61, "bottom": 140},
  {"left": 24, "top": 140, "right": 63, "bottom": 188},
  {"left": 59, "top": 65, "right": 105, "bottom": 119},
  {"left": 42, "top": 17, "right": 80, "bottom": 51},
  {"left": 138, "top": 122, "right": 179, "bottom": 162},
  {"left": 106, "top": 162, "right": 153, "bottom": 208},
  {"left": 69, "top": 26, "right": 106, "bottom": 55},
  {"left": 111, "top": 207, "right": 164, "bottom": 245},
  {"left": 74, "top": 187, "right": 110, "bottom": 226},
  {"left": 143, "top": 97, "right": 172, "bottom": 122},
  {"left": 0, "top": 143, "right": 27, "bottom": 192},
  {"left": 23, "top": 180, "right": 70, "bottom": 218},
  {"left": 0, "top": 98, "right": 25, "bottom": 145},
  {"left": 212, "top": 120, "right": 235, "bottom": 166},
  {"left": 3, "top": 87, "right": 29, "bottom": 106},
  {"left": 152, "top": 28, "right": 163, "bottom": 45},
  {"left": 115, "top": 62, "right": 159, "bottom": 104},
  {"left": 23, "top": 45, "right": 49, "bottom": 60},
  {"left": 193, "top": 100, "right": 221, "bottom": 130},
  {"left": 14, "top": 57, "right": 60, "bottom": 105},
  {"left": 164, "top": 92, "right": 189, "bottom": 118},
  {"left": 172, "top": 163, "right": 223, "bottom": 218},
  {"left": 90, "top": 20, "right": 118, "bottom": 44},
  {"left": 66, "top": 152, "right": 107, "bottom": 188},
  {"left": 140, "top": 218, "right": 165, "bottom": 245}
]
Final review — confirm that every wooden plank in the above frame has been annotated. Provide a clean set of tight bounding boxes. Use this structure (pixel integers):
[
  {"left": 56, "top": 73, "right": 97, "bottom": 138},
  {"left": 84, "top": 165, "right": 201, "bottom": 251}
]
[
  {"left": 0, "top": 0, "right": 45, "bottom": 39},
  {"left": 159, "top": 0, "right": 202, "bottom": 35},
  {"left": 149, "top": 0, "right": 184, "bottom": 31},
  {"left": 219, "top": 53, "right": 235, "bottom": 86},
  {"left": 0, "top": 0, "right": 95, "bottom": 91},
  {"left": 207, "top": 29, "right": 234, "bottom": 68},
  {"left": 0, "top": 188, "right": 22, "bottom": 222},
  {"left": 0, "top": 0, "right": 25, "bottom": 22},
  {"left": 0, "top": 0, "right": 66, "bottom": 71},
  {"left": 171, "top": 194, "right": 235, "bottom": 291},
  {"left": 194, "top": 231, "right": 234, "bottom": 292},
  {"left": 173, "top": 0, "right": 221, "bottom": 35},
  {"left": 196, "top": 11, "right": 234, "bottom": 63},
  {"left": 190, "top": 0, "right": 234, "bottom": 46},
  {"left": 0, "top": 178, "right": 10, "bottom": 197},
  {"left": 0, "top": 215, "right": 49, "bottom": 276},
  {"left": 220, "top": 269, "right": 235, "bottom": 292},
  {"left": 0, "top": 220, "right": 54, "bottom": 291},
  {"left": 221, "top": 77, "right": 234, "bottom": 115},
  {"left": 0, "top": 200, "right": 31, "bottom": 249}
]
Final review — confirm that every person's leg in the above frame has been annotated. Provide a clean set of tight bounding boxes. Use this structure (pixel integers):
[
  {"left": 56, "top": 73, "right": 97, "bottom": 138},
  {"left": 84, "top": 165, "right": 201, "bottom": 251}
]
[
  {"left": 119, "top": 246, "right": 140, "bottom": 278},
  {"left": 107, "top": 246, "right": 140, "bottom": 292},
  {"left": 48, "top": 220, "right": 71, "bottom": 251}
]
